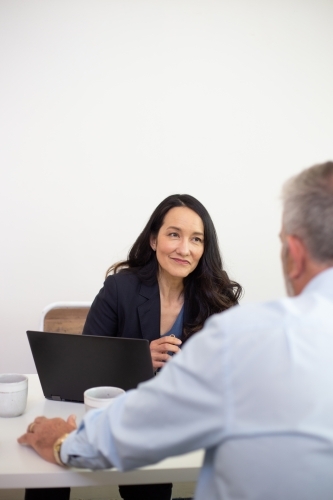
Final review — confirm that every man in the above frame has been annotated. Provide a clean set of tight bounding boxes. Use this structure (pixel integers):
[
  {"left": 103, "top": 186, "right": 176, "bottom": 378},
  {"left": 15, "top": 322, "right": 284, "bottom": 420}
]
[{"left": 19, "top": 161, "right": 333, "bottom": 500}]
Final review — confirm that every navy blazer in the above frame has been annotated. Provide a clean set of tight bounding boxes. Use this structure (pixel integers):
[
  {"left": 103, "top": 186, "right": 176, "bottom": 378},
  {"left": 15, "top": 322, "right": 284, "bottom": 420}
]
[{"left": 82, "top": 270, "right": 190, "bottom": 343}]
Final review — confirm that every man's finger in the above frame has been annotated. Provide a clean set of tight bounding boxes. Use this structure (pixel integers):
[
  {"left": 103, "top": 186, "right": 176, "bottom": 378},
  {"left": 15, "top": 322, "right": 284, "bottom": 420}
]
[
  {"left": 17, "top": 432, "right": 34, "bottom": 445},
  {"left": 67, "top": 414, "right": 77, "bottom": 428},
  {"left": 34, "top": 416, "right": 47, "bottom": 424}
]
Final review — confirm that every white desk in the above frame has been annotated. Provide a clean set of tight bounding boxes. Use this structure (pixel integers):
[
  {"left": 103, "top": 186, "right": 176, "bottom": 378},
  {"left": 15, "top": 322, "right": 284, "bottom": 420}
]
[{"left": 0, "top": 375, "right": 204, "bottom": 489}]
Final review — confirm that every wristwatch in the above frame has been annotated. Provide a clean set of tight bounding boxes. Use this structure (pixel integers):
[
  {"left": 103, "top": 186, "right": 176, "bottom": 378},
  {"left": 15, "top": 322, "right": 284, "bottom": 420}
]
[{"left": 53, "top": 433, "right": 69, "bottom": 466}]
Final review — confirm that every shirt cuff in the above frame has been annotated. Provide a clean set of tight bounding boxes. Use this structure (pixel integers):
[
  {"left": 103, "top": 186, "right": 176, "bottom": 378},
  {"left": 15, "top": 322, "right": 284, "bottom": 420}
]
[{"left": 60, "top": 410, "right": 115, "bottom": 470}]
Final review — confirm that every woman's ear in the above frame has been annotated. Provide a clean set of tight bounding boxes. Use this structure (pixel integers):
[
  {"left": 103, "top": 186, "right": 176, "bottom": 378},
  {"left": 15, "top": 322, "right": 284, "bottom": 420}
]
[{"left": 150, "top": 236, "right": 156, "bottom": 251}]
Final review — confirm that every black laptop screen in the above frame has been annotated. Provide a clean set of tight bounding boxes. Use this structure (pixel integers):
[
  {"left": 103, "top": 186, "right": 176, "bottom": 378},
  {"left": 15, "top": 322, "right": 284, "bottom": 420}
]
[{"left": 27, "top": 331, "right": 154, "bottom": 402}]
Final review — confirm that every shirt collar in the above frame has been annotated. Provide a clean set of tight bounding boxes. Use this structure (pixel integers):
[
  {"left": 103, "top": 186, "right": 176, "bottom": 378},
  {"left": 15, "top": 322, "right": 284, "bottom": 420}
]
[{"left": 302, "top": 267, "right": 333, "bottom": 298}]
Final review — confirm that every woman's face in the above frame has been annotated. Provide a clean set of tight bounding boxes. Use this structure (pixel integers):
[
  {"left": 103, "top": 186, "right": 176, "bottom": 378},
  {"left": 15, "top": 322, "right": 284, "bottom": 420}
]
[{"left": 150, "top": 206, "right": 204, "bottom": 281}]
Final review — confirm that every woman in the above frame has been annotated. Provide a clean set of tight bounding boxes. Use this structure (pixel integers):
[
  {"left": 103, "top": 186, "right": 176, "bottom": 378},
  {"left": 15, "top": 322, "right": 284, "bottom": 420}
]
[{"left": 82, "top": 193, "right": 243, "bottom": 500}]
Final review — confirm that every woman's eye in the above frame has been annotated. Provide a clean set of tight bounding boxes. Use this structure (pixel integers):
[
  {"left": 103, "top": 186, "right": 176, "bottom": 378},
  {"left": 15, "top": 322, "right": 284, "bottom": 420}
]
[
  {"left": 169, "top": 232, "right": 179, "bottom": 237},
  {"left": 193, "top": 237, "right": 203, "bottom": 243}
]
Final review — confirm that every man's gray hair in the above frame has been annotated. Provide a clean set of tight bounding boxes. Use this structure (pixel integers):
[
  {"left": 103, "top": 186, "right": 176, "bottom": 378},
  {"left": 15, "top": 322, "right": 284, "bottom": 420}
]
[{"left": 282, "top": 161, "right": 333, "bottom": 263}]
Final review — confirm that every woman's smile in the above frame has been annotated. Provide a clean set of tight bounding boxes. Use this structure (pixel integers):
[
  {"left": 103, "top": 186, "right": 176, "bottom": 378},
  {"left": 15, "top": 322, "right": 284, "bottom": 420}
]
[{"left": 171, "top": 257, "right": 191, "bottom": 265}]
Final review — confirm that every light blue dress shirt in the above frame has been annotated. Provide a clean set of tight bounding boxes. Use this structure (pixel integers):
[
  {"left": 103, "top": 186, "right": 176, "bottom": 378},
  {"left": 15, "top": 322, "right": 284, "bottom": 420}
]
[{"left": 62, "top": 268, "right": 333, "bottom": 500}]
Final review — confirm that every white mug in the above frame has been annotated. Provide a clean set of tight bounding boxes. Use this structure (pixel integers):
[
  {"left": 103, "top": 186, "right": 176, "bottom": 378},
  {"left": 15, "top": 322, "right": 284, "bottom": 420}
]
[
  {"left": 0, "top": 373, "right": 28, "bottom": 418},
  {"left": 84, "top": 386, "right": 125, "bottom": 413}
]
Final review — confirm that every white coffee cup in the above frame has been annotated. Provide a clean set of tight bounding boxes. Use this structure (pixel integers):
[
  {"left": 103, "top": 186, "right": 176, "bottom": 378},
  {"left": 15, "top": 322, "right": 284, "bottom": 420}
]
[
  {"left": 0, "top": 373, "right": 28, "bottom": 418},
  {"left": 84, "top": 386, "right": 125, "bottom": 413}
]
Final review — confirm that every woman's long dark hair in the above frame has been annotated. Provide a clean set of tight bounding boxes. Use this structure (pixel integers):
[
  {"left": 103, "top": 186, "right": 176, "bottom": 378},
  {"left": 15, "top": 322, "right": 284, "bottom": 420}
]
[{"left": 106, "top": 194, "right": 243, "bottom": 339}]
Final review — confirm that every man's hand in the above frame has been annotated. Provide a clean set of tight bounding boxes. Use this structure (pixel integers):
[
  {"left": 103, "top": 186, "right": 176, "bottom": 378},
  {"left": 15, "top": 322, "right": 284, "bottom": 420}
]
[
  {"left": 150, "top": 335, "right": 182, "bottom": 370},
  {"left": 17, "top": 415, "right": 77, "bottom": 465}
]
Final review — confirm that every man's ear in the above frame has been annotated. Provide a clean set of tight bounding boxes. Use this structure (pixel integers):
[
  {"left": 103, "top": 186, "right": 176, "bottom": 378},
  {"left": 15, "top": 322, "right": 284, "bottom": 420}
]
[{"left": 286, "top": 235, "right": 307, "bottom": 279}]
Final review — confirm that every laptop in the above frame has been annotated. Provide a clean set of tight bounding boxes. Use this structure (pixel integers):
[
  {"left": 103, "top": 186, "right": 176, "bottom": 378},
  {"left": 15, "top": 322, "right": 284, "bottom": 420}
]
[{"left": 27, "top": 330, "right": 154, "bottom": 403}]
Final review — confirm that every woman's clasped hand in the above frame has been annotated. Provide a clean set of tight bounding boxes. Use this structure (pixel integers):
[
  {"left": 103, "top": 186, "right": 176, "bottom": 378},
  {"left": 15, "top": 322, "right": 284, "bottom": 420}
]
[{"left": 149, "top": 335, "right": 182, "bottom": 369}]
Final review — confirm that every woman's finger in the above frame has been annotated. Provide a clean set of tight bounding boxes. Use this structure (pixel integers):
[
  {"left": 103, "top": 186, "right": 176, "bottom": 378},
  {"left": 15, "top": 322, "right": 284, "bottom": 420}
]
[
  {"left": 151, "top": 343, "right": 181, "bottom": 355},
  {"left": 151, "top": 336, "right": 182, "bottom": 347}
]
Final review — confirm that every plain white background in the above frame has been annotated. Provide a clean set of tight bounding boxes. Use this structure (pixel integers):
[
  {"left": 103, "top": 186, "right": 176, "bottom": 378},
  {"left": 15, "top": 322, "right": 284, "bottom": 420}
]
[{"left": 1, "top": 0, "right": 333, "bottom": 373}]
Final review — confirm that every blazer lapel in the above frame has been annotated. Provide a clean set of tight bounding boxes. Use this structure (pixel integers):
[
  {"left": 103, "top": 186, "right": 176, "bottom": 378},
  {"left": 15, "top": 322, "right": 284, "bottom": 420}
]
[{"left": 138, "top": 282, "right": 161, "bottom": 342}]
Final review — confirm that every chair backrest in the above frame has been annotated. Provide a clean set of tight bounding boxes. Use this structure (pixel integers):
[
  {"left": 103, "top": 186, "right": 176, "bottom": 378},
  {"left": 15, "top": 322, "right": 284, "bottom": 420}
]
[{"left": 39, "top": 301, "right": 91, "bottom": 334}]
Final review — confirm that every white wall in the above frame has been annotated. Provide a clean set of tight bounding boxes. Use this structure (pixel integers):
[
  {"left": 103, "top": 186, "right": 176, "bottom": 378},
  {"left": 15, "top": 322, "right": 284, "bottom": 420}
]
[{"left": 1, "top": 0, "right": 333, "bottom": 373}]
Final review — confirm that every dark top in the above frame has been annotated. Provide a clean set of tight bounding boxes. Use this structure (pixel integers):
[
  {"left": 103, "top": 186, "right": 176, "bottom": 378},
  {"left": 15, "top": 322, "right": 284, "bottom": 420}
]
[
  {"left": 159, "top": 305, "right": 184, "bottom": 364},
  {"left": 164, "top": 305, "right": 184, "bottom": 339},
  {"left": 83, "top": 269, "right": 191, "bottom": 343}
]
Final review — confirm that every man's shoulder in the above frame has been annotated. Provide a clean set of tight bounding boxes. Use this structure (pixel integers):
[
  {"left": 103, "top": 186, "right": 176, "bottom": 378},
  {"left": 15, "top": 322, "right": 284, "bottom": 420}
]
[
  {"left": 208, "top": 282, "right": 333, "bottom": 337},
  {"left": 206, "top": 296, "right": 292, "bottom": 335}
]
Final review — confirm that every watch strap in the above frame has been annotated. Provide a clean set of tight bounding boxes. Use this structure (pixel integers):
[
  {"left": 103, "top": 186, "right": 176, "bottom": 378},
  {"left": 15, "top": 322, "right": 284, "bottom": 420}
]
[{"left": 53, "top": 433, "right": 69, "bottom": 466}]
